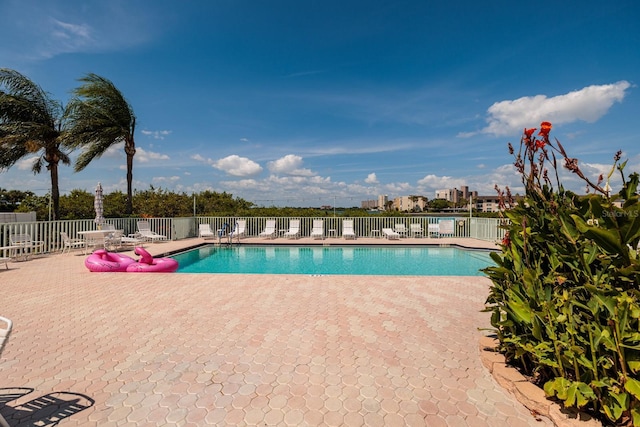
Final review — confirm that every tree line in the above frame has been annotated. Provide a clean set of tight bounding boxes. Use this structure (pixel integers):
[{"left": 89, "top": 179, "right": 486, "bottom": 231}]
[{"left": 0, "top": 69, "right": 136, "bottom": 220}]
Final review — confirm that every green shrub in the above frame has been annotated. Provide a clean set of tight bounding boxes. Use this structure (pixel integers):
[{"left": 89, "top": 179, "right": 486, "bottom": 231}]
[{"left": 483, "top": 122, "right": 640, "bottom": 425}]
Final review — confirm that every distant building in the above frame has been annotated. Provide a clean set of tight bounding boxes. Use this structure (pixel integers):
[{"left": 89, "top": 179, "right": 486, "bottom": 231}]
[
  {"left": 378, "top": 194, "right": 389, "bottom": 210},
  {"left": 435, "top": 186, "right": 477, "bottom": 205},
  {"left": 361, "top": 199, "right": 377, "bottom": 209},
  {"left": 392, "top": 196, "right": 427, "bottom": 212}
]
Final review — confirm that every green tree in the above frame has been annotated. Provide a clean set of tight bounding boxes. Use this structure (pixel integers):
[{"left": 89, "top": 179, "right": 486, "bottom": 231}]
[
  {"left": 0, "top": 68, "right": 70, "bottom": 219},
  {"left": 429, "top": 198, "right": 451, "bottom": 211},
  {"left": 0, "top": 188, "right": 35, "bottom": 211},
  {"left": 64, "top": 73, "right": 137, "bottom": 214},
  {"left": 59, "top": 189, "right": 94, "bottom": 219}
]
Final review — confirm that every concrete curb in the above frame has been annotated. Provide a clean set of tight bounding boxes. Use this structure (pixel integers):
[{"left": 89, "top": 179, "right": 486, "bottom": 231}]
[{"left": 479, "top": 336, "right": 602, "bottom": 427}]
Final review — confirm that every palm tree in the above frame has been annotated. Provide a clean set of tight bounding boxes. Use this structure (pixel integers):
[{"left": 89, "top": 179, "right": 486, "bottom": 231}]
[
  {"left": 64, "top": 73, "right": 137, "bottom": 214},
  {"left": 0, "top": 68, "right": 70, "bottom": 220}
]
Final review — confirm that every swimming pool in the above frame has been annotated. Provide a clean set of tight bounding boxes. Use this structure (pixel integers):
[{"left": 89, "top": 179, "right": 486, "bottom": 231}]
[{"left": 172, "top": 245, "right": 493, "bottom": 276}]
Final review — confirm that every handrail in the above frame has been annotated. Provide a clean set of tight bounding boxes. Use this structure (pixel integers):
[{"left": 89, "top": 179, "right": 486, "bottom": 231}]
[{"left": 0, "top": 216, "right": 506, "bottom": 254}]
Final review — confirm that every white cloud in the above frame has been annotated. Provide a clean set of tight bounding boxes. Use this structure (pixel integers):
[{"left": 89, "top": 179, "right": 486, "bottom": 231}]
[
  {"left": 365, "top": 173, "right": 378, "bottom": 184},
  {"left": 416, "top": 174, "right": 464, "bottom": 191},
  {"left": 16, "top": 155, "right": 39, "bottom": 171},
  {"left": 240, "top": 138, "right": 249, "bottom": 142},
  {"left": 213, "top": 155, "right": 263, "bottom": 177},
  {"left": 152, "top": 175, "right": 180, "bottom": 183},
  {"left": 142, "top": 129, "right": 172, "bottom": 140},
  {"left": 472, "top": 81, "right": 631, "bottom": 137},
  {"left": 267, "top": 154, "right": 315, "bottom": 176},
  {"left": 135, "top": 147, "right": 170, "bottom": 163}
]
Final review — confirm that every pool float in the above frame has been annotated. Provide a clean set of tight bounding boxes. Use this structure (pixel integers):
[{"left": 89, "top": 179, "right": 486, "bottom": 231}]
[
  {"left": 85, "top": 249, "right": 137, "bottom": 272},
  {"left": 125, "top": 247, "right": 179, "bottom": 273}
]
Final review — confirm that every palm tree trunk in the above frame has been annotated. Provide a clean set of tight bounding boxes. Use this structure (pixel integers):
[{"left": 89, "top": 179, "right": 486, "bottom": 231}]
[
  {"left": 50, "top": 162, "right": 60, "bottom": 220},
  {"left": 125, "top": 139, "right": 135, "bottom": 215}
]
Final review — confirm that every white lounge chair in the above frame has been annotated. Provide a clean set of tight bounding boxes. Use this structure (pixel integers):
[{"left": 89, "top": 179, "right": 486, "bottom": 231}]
[
  {"left": 428, "top": 223, "right": 440, "bottom": 238},
  {"left": 382, "top": 228, "right": 400, "bottom": 240},
  {"left": 199, "top": 224, "right": 216, "bottom": 239},
  {"left": 439, "top": 219, "right": 455, "bottom": 237},
  {"left": 311, "top": 220, "right": 324, "bottom": 239},
  {"left": 284, "top": 219, "right": 300, "bottom": 239},
  {"left": 0, "top": 316, "right": 12, "bottom": 427},
  {"left": 394, "top": 223, "right": 408, "bottom": 238},
  {"left": 9, "top": 233, "right": 45, "bottom": 260},
  {"left": 229, "top": 220, "right": 246, "bottom": 242},
  {"left": 410, "top": 224, "right": 424, "bottom": 238},
  {"left": 259, "top": 220, "right": 277, "bottom": 239},
  {"left": 60, "top": 231, "right": 86, "bottom": 254},
  {"left": 137, "top": 221, "right": 168, "bottom": 242},
  {"left": 342, "top": 220, "right": 356, "bottom": 240}
]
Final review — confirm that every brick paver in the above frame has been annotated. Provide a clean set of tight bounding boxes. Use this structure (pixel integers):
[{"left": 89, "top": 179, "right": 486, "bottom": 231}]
[{"left": 0, "top": 238, "right": 552, "bottom": 426}]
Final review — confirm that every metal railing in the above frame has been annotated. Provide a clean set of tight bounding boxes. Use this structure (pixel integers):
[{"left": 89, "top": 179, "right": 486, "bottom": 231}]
[{"left": 0, "top": 216, "right": 506, "bottom": 254}]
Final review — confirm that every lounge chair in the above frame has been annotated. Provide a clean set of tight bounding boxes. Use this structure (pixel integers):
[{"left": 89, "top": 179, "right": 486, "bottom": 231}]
[
  {"left": 439, "top": 219, "right": 455, "bottom": 237},
  {"left": 9, "top": 233, "right": 45, "bottom": 260},
  {"left": 0, "top": 315, "right": 12, "bottom": 427},
  {"left": 311, "top": 220, "right": 324, "bottom": 239},
  {"left": 259, "top": 219, "right": 277, "bottom": 239},
  {"left": 199, "top": 224, "right": 216, "bottom": 239},
  {"left": 137, "top": 221, "right": 168, "bottom": 242},
  {"left": 410, "top": 224, "right": 424, "bottom": 238},
  {"left": 0, "top": 316, "right": 13, "bottom": 427},
  {"left": 382, "top": 228, "right": 400, "bottom": 240},
  {"left": 394, "top": 223, "right": 408, "bottom": 238},
  {"left": 0, "top": 316, "right": 11, "bottom": 355},
  {"left": 428, "top": 223, "right": 440, "bottom": 238},
  {"left": 60, "top": 231, "right": 86, "bottom": 254},
  {"left": 229, "top": 220, "right": 246, "bottom": 242},
  {"left": 283, "top": 219, "right": 301, "bottom": 239},
  {"left": 342, "top": 220, "right": 356, "bottom": 240}
]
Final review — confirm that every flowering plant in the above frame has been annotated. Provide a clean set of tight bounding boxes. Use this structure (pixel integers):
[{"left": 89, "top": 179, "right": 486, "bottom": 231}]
[{"left": 484, "top": 122, "right": 640, "bottom": 425}]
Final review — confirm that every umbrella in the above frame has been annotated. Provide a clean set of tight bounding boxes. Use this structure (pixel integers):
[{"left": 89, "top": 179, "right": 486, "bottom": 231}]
[{"left": 94, "top": 182, "right": 104, "bottom": 228}]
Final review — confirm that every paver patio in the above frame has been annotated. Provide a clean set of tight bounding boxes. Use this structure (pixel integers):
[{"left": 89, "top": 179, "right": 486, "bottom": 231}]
[{"left": 0, "top": 238, "right": 552, "bottom": 426}]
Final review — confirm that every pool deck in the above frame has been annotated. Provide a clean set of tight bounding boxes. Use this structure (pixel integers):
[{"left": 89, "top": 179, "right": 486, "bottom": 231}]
[{"left": 0, "top": 236, "right": 554, "bottom": 426}]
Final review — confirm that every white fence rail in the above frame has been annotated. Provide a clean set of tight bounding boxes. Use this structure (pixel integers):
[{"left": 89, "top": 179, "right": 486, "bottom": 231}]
[{"left": 0, "top": 216, "right": 506, "bottom": 254}]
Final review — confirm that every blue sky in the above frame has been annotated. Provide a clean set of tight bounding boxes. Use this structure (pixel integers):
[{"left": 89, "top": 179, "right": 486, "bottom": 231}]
[{"left": 1, "top": 0, "right": 639, "bottom": 207}]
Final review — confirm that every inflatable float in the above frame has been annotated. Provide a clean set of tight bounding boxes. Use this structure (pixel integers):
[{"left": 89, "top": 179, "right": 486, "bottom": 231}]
[
  {"left": 85, "top": 249, "right": 136, "bottom": 272},
  {"left": 85, "top": 247, "right": 178, "bottom": 273},
  {"left": 125, "top": 247, "right": 179, "bottom": 273}
]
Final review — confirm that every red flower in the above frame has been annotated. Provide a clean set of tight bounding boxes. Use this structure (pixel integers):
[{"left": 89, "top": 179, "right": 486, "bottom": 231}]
[
  {"left": 524, "top": 128, "right": 536, "bottom": 137},
  {"left": 501, "top": 231, "right": 511, "bottom": 247},
  {"left": 535, "top": 139, "right": 546, "bottom": 149},
  {"left": 538, "top": 121, "right": 552, "bottom": 137}
]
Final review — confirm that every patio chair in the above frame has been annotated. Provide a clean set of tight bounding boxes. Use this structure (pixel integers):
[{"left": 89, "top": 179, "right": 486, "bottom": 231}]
[
  {"left": 394, "top": 223, "right": 408, "bottom": 238},
  {"left": 428, "top": 223, "right": 440, "bottom": 238},
  {"left": 259, "top": 220, "right": 277, "bottom": 239},
  {"left": 199, "top": 224, "right": 215, "bottom": 239},
  {"left": 9, "top": 233, "right": 45, "bottom": 260},
  {"left": 283, "top": 219, "right": 300, "bottom": 239},
  {"left": 382, "top": 228, "right": 400, "bottom": 240},
  {"left": 137, "top": 221, "right": 168, "bottom": 242},
  {"left": 342, "top": 220, "right": 356, "bottom": 240},
  {"left": 410, "top": 224, "right": 424, "bottom": 238},
  {"left": 229, "top": 220, "right": 246, "bottom": 242},
  {"left": 0, "top": 316, "right": 12, "bottom": 427},
  {"left": 60, "top": 232, "right": 86, "bottom": 254},
  {"left": 311, "top": 220, "right": 324, "bottom": 240}
]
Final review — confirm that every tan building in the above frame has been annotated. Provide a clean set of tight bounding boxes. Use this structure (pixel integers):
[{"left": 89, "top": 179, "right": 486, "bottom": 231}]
[
  {"left": 435, "top": 186, "right": 477, "bottom": 205},
  {"left": 392, "top": 195, "right": 427, "bottom": 212}
]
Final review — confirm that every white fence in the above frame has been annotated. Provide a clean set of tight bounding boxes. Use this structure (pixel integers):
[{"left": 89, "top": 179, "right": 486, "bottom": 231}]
[{"left": 0, "top": 216, "right": 506, "bottom": 254}]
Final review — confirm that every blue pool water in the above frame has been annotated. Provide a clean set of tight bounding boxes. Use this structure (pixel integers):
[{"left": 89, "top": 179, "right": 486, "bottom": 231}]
[{"left": 172, "top": 245, "right": 493, "bottom": 276}]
